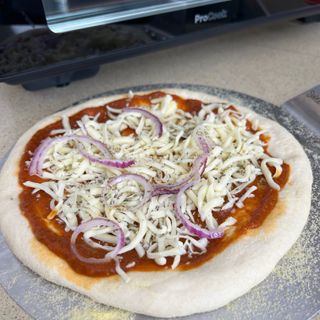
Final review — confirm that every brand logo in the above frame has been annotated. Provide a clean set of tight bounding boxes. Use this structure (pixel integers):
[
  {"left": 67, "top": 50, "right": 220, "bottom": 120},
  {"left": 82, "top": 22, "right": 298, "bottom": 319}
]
[{"left": 194, "top": 9, "right": 228, "bottom": 24}]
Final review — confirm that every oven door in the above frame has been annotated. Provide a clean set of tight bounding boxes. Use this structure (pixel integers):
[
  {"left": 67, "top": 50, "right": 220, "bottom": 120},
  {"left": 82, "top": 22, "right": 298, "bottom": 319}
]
[{"left": 42, "top": 0, "right": 231, "bottom": 33}]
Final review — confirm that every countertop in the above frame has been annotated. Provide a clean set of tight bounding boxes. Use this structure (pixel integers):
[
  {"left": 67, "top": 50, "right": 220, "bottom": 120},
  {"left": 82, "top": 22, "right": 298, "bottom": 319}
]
[{"left": 0, "top": 21, "right": 320, "bottom": 319}]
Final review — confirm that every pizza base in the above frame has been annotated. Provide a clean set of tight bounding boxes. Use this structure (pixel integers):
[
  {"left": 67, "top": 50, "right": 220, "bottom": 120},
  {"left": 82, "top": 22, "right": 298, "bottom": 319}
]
[{"left": 0, "top": 89, "right": 313, "bottom": 318}]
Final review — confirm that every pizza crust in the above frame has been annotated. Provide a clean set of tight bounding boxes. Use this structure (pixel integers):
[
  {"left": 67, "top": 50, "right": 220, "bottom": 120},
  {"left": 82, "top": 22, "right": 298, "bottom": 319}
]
[{"left": 0, "top": 89, "right": 312, "bottom": 317}]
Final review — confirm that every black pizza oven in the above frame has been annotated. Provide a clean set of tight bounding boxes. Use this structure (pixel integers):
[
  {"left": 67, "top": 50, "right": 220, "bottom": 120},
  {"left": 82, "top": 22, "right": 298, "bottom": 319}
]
[{"left": 0, "top": 0, "right": 320, "bottom": 90}]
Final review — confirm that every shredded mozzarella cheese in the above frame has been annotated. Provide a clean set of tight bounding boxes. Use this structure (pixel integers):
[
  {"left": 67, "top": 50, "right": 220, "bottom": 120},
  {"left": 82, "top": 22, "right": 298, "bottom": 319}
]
[{"left": 25, "top": 92, "right": 284, "bottom": 280}]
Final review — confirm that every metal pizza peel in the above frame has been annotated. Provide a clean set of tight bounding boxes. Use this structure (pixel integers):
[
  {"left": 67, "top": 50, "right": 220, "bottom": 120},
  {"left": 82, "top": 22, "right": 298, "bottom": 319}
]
[{"left": 0, "top": 84, "right": 319, "bottom": 320}]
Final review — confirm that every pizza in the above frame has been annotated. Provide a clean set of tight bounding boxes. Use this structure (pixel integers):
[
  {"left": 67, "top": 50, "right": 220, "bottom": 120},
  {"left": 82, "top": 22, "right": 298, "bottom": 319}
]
[{"left": 0, "top": 88, "right": 312, "bottom": 317}]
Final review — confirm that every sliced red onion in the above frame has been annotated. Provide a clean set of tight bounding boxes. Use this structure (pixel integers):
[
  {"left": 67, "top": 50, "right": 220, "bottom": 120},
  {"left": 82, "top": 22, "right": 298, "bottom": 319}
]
[
  {"left": 29, "top": 137, "right": 52, "bottom": 176},
  {"left": 70, "top": 218, "right": 125, "bottom": 264},
  {"left": 79, "top": 148, "right": 135, "bottom": 169},
  {"left": 122, "top": 107, "right": 163, "bottom": 137},
  {"left": 108, "top": 173, "right": 153, "bottom": 208},
  {"left": 196, "top": 136, "right": 210, "bottom": 154},
  {"left": 152, "top": 187, "right": 180, "bottom": 197},
  {"left": 153, "top": 154, "right": 208, "bottom": 196},
  {"left": 73, "top": 136, "right": 135, "bottom": 169},
  {"left": 196, "top": 153, "right": 208, "bottom": 177},
  {"left": 175, "top": 180, "right": 224, "bottom": 239},
  {"left": 74, "top": 135, "right": 111, "bottom": 157},
  {"left": 152, "top": 179, "right": 187, "bottom": 196},
  {"left": 153, "top": 182, "right": 185, "bottom": 196},
  {"left": 29, "top": 134, "right": 133, "bottom": 177}
]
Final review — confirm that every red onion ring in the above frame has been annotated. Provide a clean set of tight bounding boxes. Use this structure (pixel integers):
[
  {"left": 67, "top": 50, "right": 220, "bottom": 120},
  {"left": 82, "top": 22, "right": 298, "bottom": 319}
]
[
  {"left": 29, "top": 134, "right": 133, "bottom": 177},
  {"left": 70, "top": 218, "right": 125, "bottom": 264},
  {"left": 79, "top": 148, "right": 135, "bottom": 169},
  {"left": 196, "top": 153, "right": 208, "bottom": 177},
  {"left": 196, "top": 136, "right": 210, "bottom": 154},
  {"left": 175, "top": 180, "right": 224, "bottom": 239},
  {"left": 105, "top": 155, "right": 207, "bottom": 202},
  {"left": 152, "top": 187, "right": 180, "bottom": 197},
  {"left": 29, "top": 137, "right": 52, "bottom": 176},
  {"left": 108, "top": 173, "right": 153, "bottom": 208},
  {"left": 122, "top": 107, "right": 163, "bottom": 137},
  {"left": 152, "top": 154, "right": 208, "bottom": 196}
]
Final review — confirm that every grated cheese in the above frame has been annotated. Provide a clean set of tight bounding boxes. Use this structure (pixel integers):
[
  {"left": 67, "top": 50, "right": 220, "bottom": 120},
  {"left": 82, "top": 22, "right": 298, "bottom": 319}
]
[{"left": 25, "top": 92, "right": 284, "bottom": 280}]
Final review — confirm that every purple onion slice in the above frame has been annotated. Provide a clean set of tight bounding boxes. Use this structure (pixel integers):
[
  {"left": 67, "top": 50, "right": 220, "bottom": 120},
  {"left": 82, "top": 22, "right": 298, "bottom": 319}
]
[
  {"left": 29, "top": 137, "right": 52, "bottom": 176},
  {"left": 153, "top": 154, "right": 208, "bottom": 196},
  {"left": 70, "top": 218, "right": 125, "bottom": 264},
  {"left": 108, "top": 173, "right": 153, "bottom": 208},
  {"left": 175, "top": 180, "right": 224, "bottom": 239},
  {"left": 122, "top": 107, "right": 163, "bottom": 137},
  {"left": 79, "top": 149, "right": 135, "bottom": 169},
  {"left": 29, "top": 134, "right": 133, "bottom": 177},
  {"left": 196, "top": 136, "right": 210, "bottom": 154}
]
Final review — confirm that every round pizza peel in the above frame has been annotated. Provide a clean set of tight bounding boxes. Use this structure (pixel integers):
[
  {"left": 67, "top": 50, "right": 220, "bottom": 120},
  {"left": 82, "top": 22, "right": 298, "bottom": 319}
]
[{"left": 0, "top": 84, "right": 319, "bottom": 320}]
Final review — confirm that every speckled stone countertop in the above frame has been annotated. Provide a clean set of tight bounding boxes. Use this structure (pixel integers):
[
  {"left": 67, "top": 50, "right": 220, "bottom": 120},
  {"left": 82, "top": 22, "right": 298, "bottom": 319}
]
[{"left": 0, "top": 21, "right": 320, "bottom": 319}]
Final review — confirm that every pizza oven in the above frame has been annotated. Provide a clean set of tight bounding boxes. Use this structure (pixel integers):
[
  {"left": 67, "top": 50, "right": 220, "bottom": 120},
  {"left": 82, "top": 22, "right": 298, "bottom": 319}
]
[{"left": 0, "top": 0, "right": 320, "bottom": 90}]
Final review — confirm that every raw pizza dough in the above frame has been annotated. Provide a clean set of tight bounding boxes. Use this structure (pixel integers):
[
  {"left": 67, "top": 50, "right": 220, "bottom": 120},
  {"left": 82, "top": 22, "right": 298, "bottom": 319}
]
[{"left": 0, "top": 88, "right": 313, "bottom": 318}]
